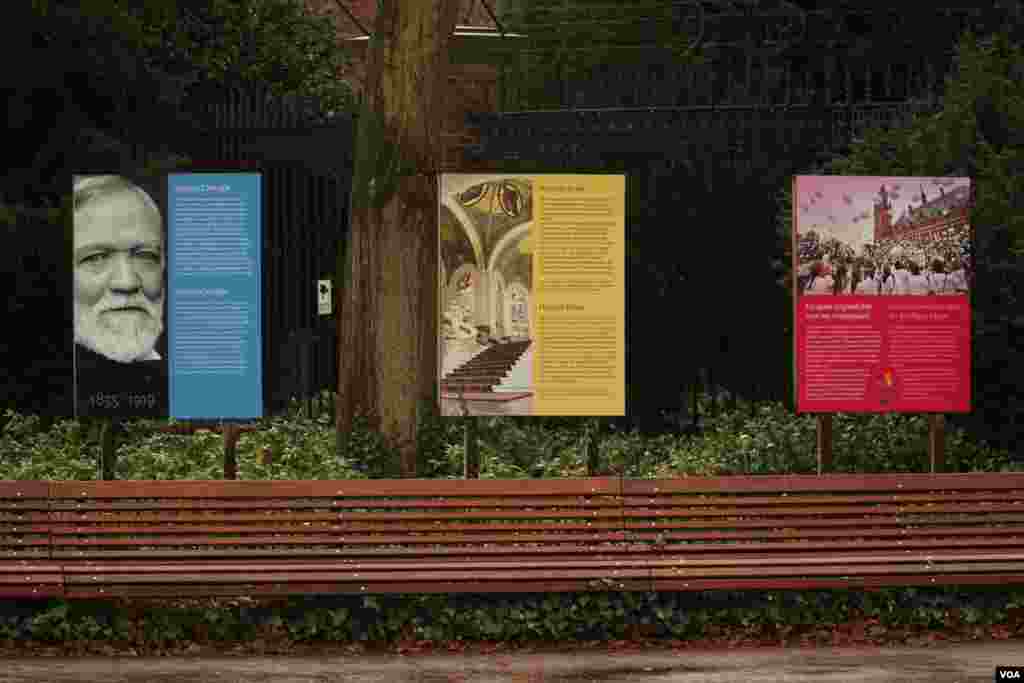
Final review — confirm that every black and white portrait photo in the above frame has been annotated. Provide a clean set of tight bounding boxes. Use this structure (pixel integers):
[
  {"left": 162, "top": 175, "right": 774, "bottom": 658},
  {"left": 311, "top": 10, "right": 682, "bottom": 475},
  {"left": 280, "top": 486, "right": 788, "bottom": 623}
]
[{"left": 73, "top": 174, "right": 169, "bottom": 418}]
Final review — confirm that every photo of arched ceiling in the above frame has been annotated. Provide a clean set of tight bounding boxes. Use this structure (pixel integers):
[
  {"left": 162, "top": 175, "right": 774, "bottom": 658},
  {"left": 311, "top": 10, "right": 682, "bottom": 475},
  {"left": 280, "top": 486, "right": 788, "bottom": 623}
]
[{"left": 439, "top": 174, "right": 533, "bottom": 278}]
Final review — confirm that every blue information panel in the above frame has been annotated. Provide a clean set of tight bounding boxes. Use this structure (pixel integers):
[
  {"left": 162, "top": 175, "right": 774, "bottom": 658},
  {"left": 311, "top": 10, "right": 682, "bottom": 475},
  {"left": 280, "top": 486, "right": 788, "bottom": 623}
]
[{"left": 168, "top": 174, "right": 262, "bottom": 419}]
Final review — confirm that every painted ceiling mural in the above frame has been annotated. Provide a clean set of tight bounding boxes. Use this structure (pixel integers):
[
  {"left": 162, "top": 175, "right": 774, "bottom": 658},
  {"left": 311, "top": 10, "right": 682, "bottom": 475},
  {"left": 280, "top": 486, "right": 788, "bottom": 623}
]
[
  {"left": 441, "top": 177, "right": 533, "bottom": 291},
  {"left": 454, "top": 178, "right": 532, "bottom": 259},
  {"left": 458, "top": 179, "right": 530, "bottom": 219}
]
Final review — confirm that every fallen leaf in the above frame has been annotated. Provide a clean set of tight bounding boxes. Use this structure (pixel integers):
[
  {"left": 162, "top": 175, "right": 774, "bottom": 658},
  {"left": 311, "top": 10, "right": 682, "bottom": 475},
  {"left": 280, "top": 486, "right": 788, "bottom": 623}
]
[{"left": 990, "top": 626, "right": 1012, "bottom": 640}]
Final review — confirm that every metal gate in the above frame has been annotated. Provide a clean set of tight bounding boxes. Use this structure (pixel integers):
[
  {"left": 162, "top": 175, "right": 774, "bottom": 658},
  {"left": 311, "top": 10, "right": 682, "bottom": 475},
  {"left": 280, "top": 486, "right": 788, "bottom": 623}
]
[{"left": 180, "top": 85, "right": 354, "bottom": 417}]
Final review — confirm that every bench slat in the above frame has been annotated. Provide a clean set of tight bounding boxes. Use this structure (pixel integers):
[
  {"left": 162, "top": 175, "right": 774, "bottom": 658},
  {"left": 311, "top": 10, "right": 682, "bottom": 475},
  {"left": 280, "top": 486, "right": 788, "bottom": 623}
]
[
  {"left": 623, "top": 503, "right": 1024, "bottom": 516},
  {"left": 63, "top": 578, "right": 654, "bottom": 598},
  {"left": 49, "top": 479, "right": 623, "bottom": 499},
  {"left": 620, "top": 491, "right": 1024, "bottom": 506},
  {"left": 0, "top": 516, "right": 54, "bottom": 528},
  {"left": 0, "top": 587, "right": 65, "bottom": 598},
  {"left": 652, "top": 561, "right": 1024, "bottom": 578},
  {"left": 61, "top": 559, "right": 657, "bottom": 574},
  {"left": 48, "top": 499, "right": 625, "bottom": 512},
  {"left": 49, "top": 544, "right": 652, "bottom": 560},
  {"left": 51, "top": 475, "right": 1024, "bottom": 497},
  {"left": 62, "top": 567, "right": 656, "bottom": 584},
  {"left": 48, "top": 522, "right": 629, "bottom": 534},
  {"left": 626, "top": 514, "right": 1024, "bottom": 529},
  {"left": 46, "top": 513, "right": 1024, "bottom": 528},
  {"left": 624, "top": 474, "right": 1024, "bottom": 494},
  {"left": 0, "top": 551, "right": 53, "bottom": 561},
  {"left": 0, "top": 574, "right": 63, "bottom": 585},
  {"left": 48, "top": 543, "right": 1024, "bottom": 570},
  {"left": 45, "top": 525, "right": 1024, "bottom": 539},
  {"left": 47, "top": 534, "right": 1024, "bottom": 553},
  {"left": 0, "top": 482, "right": 50, "bottom": 498},
  {"left": 48, "top": 539, "right": 1024, "bottom": 563},
  {"left": 55, "top": 508, "right": 629, "bottom": 522},
  {"left": 50, "top": 531, "right": 638, "bottom": 547},
  {"left": 0, "top": 541, "right": 51, "bottom": 550},
  {"left": 59, "top": 562, "right": 1024, "bottom": 591},
  {"left": 48, "top": 491, "right": 1024, "bottom": 513},
  {"left": 47, "top": 505, "right": 1024, "bottom": 523},
  {"left": 0, "top": 563, "right": 63, "bottom": 571},
  {"left": 645, "top": 527, "right": 1024, "bottom": 541},
  {"left": 652, "top": 574, "right": 1024, "bottom": 591},
  {"left": 655, "top": 540, "right": 1024, "bottom": 557},
  {"left": 56, "top": 551, "right": 1024, "bottom": 575}
]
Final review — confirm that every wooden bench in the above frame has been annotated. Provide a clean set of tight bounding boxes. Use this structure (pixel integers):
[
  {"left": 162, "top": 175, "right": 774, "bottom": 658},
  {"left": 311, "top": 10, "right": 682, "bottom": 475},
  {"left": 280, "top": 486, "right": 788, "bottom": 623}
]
[{"left": 1, "top": 474, "right": 1023, "bottom": 598}]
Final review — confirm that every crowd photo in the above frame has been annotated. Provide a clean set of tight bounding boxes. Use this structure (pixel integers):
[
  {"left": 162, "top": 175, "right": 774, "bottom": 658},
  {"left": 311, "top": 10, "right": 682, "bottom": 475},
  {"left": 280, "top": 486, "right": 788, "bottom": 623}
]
[{"left": 794, "top": 176, "right": 972, "bottom": 297}]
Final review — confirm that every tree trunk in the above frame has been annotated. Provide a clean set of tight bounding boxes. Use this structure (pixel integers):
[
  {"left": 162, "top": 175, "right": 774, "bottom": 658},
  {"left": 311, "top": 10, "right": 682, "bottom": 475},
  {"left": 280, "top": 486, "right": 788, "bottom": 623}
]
[{"left": 337, "top": 0, "right": 460, "bottom": 477}]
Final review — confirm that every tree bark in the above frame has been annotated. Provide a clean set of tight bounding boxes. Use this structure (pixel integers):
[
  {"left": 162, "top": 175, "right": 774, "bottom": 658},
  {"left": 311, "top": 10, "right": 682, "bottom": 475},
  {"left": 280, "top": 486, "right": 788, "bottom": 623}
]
[{"left": 338, "top": 0, "right": 460, "bottom": 477}]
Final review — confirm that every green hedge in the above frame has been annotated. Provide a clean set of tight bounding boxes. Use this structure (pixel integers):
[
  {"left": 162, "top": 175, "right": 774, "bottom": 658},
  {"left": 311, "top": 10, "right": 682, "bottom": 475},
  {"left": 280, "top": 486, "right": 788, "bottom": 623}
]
[
  {"left": 0, "top": 391, "right": 1017, "bottom": 481},
  {"left": 3, "top": 587, "right": 1022, "bottom": 649}
]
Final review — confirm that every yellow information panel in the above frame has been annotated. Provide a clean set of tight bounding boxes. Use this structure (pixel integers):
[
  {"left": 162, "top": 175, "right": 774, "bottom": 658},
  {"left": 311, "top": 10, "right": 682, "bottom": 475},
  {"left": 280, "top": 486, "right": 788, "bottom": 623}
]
[{"left": 438, "top": 174, "right": 625, "bottom": 417}]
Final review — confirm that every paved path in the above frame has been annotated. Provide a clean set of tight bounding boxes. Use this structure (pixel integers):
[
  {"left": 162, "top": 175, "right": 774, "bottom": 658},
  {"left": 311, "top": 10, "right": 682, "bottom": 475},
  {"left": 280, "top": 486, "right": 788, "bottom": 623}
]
[{"left": 0, "top": 642, "right": 1020, "bottom": 682}]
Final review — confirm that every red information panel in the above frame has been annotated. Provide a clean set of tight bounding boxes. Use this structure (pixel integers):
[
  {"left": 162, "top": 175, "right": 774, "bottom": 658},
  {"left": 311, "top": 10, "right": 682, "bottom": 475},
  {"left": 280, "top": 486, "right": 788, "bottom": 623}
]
[{"left": 793, "top": 176, "right": 973, "bottom": 413}]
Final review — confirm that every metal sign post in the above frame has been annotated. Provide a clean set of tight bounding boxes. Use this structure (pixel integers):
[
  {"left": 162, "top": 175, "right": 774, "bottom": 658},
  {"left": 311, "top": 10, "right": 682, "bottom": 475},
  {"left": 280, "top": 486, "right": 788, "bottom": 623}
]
[
  {"left": 816, "top": 414, "right": 833, "bottom": 475},
  {"left": 929, "top": 414, "right": 946, "bottom": 473}
]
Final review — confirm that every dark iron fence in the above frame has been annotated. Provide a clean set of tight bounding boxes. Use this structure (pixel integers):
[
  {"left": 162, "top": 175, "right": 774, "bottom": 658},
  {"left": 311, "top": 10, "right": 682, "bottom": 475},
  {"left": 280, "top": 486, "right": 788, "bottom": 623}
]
[
  {"left": 474, "top": 35, "right": 955, "bottom": 430},
  {"left": 470, "top": 99, "right": 937, "bottom": 423},
  {"left": 177, "top": 85, "right": 354, "bottom": 418},
  {"left": 495, "top": 5, "right": 986, "bottom": 112},
  {"left": 475, "top": 31, "right": 1020, "bottom": 457}
]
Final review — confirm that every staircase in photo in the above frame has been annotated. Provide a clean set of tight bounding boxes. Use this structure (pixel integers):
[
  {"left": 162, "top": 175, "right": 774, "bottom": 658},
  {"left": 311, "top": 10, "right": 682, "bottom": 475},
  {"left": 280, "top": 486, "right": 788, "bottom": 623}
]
[{"left": 441, "top": 340, "right": 532, "bottom": 393}]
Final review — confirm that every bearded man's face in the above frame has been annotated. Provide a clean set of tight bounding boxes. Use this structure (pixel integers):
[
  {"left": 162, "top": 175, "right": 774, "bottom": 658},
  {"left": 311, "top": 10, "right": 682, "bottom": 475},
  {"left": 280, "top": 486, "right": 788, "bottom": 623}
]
[{"left": 74, "top": 186, "right": 165, "bottom": 363}]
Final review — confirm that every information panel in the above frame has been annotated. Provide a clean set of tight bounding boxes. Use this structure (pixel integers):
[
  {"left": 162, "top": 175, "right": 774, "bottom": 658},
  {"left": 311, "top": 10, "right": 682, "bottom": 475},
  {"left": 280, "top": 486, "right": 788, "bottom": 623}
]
[
  {"left": 438, "top": 173, "right": 625, "bottom": 417},
  {"left": 168, "top": 173, "right": 262, "bottom": 419},
  {"left": 72, "top": 174, "right": 170, "bottom": 419},
  {"left": 793, "top": 175, "right": 972, "bottom": 413}
]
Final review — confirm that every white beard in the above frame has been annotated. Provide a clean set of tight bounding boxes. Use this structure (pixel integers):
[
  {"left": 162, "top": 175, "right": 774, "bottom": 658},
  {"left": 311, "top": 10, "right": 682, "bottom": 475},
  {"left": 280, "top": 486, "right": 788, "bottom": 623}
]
[{"left": 75, "top": 294, "right": 165, "bottom": 363}]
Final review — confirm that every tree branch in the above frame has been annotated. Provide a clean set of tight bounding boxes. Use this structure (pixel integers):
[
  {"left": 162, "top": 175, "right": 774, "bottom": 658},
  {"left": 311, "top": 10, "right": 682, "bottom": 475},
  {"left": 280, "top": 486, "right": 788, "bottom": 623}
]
[{"left": 333, "top": 0, "right": 372, "bottom": 37}]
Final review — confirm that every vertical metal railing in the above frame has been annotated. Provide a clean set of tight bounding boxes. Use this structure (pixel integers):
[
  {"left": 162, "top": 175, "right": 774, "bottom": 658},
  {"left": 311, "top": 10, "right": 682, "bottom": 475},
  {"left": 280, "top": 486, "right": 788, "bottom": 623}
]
[{"left": 187, "top": 85, "right": 351, "bottom": 418}]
